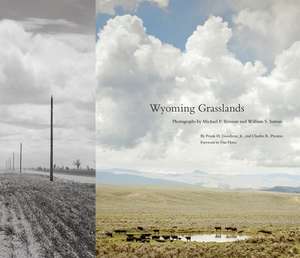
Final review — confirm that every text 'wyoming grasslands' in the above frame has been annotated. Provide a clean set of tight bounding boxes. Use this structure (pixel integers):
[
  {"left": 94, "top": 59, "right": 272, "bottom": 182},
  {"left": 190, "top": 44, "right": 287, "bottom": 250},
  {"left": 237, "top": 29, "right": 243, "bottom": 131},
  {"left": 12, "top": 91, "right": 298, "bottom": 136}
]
[{"left": 149, "top": 104, "right": 245, "bottom": 115}]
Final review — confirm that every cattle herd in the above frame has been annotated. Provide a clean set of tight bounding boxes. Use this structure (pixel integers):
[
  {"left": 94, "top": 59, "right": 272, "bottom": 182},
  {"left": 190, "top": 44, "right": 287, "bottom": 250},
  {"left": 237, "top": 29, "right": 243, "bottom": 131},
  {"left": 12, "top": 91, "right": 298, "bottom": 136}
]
[
  {"left": 103, "top": 227, "right": 193, "bottom": 243},
  {"left": 102, "top": 226, "right": 272, "bottom": 243},
  {"left": 124, "top": 231, "right": 192, "bottom": 243},
  {"left": 102, "top": 225, "right": 257, "bottom": 243}
]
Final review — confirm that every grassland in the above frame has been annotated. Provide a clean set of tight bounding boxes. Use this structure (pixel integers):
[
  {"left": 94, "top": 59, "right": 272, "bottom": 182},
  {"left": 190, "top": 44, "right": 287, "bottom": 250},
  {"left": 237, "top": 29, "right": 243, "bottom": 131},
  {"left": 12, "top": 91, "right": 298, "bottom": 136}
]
[
  {"left": 96, "top": 185, "right": 300, "bottom": 257},
  {"left": 0, "top": 173, "right": 95, "bottom": 258}
]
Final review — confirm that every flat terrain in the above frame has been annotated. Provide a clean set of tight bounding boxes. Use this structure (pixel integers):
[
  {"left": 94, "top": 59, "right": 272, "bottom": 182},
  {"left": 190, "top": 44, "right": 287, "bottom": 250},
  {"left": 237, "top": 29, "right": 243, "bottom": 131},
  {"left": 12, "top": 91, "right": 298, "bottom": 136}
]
[
  {"left": 33, "top": 168, "right": 95, "bottom": 177},
  {"left": 0, "top": 173, "right": 95, "bottom": 258},
  {"left": 96, "top": 185, "right": 300, "bottom": 257}
]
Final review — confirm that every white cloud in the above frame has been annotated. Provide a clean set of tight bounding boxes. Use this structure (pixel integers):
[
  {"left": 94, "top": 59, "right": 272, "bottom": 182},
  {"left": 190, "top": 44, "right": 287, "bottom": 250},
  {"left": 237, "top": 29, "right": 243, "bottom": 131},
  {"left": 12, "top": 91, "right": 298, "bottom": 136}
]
[
  {"left": 258, "top": 41, "right": 300, "bottom": 119},
  {"left": 97, "top": 15, "right": 180, "bottom": 148},
  {"left": 19, "top": 18, "right": 77, "bottom": 31},
  {"left": 96, "top": 14, "right": 300, "bottom": 173},
  {"left": 232, "top": 0, "right": 300, "bottom": 67},
  {"left": 97, "top": 0, "right": 169, "bottom": 15},
  {"left": 182, "top": 16, "right": 266, "bottom": 101},
  {"left": 186, "top": 16, "right": 232, "bottom": 58},
  {"left": 0, "top": 19, "right": 95, "bottom": 168}
]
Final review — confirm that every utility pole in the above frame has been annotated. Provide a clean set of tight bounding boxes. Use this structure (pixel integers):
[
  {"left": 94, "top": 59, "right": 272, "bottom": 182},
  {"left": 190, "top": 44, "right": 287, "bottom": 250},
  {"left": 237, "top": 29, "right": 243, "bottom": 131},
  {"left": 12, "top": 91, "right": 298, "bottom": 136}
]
[
  {"left": 50, "top": 96, "right": 53, "bottom": 182},
  {"left": 13, "top": 152, "right": 15, "bottom": 170},
  {"left": 20, "top": 143, "right": 22, "bottom": 173}
]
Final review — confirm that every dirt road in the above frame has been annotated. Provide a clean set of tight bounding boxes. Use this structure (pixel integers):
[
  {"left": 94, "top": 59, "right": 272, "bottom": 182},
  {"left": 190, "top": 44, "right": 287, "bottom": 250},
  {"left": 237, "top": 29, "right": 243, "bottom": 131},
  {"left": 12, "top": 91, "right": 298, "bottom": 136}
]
[{"left": 0, "top": 173, "right": 95, "bottom": 258}]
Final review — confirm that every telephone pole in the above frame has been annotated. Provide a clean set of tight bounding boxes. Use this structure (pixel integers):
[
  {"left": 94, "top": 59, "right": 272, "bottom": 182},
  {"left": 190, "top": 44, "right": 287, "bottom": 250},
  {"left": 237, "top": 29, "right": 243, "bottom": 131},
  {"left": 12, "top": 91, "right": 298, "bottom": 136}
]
[
  {"left": 12, "top": 152, "right": 15, "bottom": 170},
  {"left": 20, "top": 143, "right": 22, "bottom": 173},
  {"left": 50, "top": 96, "right": 53, "bottom": 182}
]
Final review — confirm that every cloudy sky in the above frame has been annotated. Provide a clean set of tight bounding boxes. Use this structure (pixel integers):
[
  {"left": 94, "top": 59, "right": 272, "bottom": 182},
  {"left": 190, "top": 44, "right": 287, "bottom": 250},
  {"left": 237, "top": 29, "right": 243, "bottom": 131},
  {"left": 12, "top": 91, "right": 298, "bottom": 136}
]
[
  {"left": 0, "top": 0, "right": 95, "bottom": 169},
  {"left": 96, "top": 0, "right": 300, "bottom": 176}
]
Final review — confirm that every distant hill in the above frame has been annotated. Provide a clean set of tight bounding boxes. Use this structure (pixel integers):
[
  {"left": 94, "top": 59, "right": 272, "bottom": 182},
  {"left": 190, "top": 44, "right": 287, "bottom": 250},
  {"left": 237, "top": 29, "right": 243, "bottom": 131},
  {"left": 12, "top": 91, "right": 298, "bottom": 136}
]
[
  {"left": 97, "top": 170, "right": 188, "bottom": 186},
  {"left": 263, "top": 186, "right": 300, "bottom": 193},
  {"left": 96, "top": 168, "right": 300, "bottom": 189}
]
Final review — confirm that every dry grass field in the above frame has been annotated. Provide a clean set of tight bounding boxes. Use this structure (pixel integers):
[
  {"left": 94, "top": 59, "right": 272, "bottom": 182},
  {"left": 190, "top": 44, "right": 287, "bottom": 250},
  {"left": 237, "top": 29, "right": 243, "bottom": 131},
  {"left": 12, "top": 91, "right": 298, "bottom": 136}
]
[
  {"left": 0, "top": 173, "right": 95, "bottom": 258},
  {"left": 96, "top": 185, "right": 300, "bottom": 257}
]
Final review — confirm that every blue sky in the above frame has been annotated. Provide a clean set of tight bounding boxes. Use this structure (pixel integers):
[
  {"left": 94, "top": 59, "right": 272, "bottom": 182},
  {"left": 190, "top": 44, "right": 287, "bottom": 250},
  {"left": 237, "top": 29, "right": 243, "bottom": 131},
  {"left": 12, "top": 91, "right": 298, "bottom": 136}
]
[
  {"left": 96, "top": 0, "right": 300, "bottom": 174},
  {"left": 96, "top": 0, "right": 263, "bottom": 66},
  {"left": 96, "top": 0, "right": 235, "bottom": 50}
]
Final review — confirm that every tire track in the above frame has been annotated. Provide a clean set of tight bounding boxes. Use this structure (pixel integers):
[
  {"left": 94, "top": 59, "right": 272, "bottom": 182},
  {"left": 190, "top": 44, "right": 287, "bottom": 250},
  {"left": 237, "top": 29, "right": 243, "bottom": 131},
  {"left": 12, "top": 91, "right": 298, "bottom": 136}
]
[
  {"left": 0, "top": 173, "right": 95, "bottom": 258},
  {"left": 0, "top": 195, "right": 12, "bottom": 258}
]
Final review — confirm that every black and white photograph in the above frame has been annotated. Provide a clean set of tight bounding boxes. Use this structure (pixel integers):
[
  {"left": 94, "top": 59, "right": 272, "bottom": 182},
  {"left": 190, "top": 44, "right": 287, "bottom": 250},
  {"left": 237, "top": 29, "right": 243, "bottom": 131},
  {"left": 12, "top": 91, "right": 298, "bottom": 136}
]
[{"left": 0, "top": 0, "right": 95, "bottom": 257}]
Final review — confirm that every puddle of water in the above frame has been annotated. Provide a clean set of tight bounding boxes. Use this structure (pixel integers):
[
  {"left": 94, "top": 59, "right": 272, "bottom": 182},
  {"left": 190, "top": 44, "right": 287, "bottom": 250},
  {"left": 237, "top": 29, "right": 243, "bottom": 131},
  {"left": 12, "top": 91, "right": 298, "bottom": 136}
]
[{"left": 180, "top": 234, "right": 249, "bottom": 243}]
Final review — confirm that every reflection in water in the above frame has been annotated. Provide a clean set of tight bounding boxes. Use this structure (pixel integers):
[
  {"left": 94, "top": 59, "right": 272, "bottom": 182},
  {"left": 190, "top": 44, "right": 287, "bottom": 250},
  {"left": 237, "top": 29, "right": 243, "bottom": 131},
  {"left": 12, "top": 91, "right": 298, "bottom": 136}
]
[{"left": 180, "top": 234, "right": 249, "bottom": 243}]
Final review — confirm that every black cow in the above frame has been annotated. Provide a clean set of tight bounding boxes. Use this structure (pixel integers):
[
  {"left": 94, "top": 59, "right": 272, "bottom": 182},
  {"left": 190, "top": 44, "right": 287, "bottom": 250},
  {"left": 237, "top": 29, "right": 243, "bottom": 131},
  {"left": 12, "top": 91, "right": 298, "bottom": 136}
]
[
  {"left": 186, "top": 236, "right": 191, "bottom": 241},
  {"left": 141, "top": 233, "right": 151, "bottom": 240},
  {"left": 126, "top": 234, "right": 134, "bottom": 242},
  {"left": 105, "top": 232, "right": 113, "bottom": 237},
  {"left": 225, "top": 227, "right": 237, "bottom": 232},
  {"left": 162, "top": 235, "right": 170, "bottom": 240},
  {"left": 258, "top": 230, "right": 272, "bottom": 234},
  {"left": 171, "top": 235, "right": 178, "bottom": 240}
]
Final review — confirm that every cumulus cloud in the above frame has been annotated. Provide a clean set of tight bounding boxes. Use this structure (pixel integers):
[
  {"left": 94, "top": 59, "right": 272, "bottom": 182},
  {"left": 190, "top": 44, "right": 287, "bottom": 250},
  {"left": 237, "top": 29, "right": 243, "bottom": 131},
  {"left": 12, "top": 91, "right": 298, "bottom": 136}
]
[
  {"left": 97, "top": 15, "right": 180, "bottom": 148},
  {"left": 232, "top": 0, "right": 300, "bottom": 67},
  {"left": 0, "top": 19, "right": 95, "bottom": 168},
  {"left": 96, "top": 14, "right": 300, "bottom": 173},
  {"left": 258, "top": 41, "right": 300, "bottom": 119},
  {"left": 97, "top": 0, "right": 169, "bottom": 15}
]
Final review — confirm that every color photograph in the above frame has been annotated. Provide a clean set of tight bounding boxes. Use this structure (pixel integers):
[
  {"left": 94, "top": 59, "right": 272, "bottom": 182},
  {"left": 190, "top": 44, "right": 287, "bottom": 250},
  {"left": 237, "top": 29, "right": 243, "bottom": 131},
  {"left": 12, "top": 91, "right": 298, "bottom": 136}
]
[{"left": 96, "top": 0, "right": 300, "bottom": 257}]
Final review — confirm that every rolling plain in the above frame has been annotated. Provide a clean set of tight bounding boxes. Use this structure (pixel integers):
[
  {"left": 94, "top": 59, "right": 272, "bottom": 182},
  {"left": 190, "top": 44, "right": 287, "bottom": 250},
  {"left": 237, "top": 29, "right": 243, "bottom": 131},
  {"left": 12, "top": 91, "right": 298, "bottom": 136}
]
[{"left": 97, "top": 185, "right": 300, "bottom": 257}]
